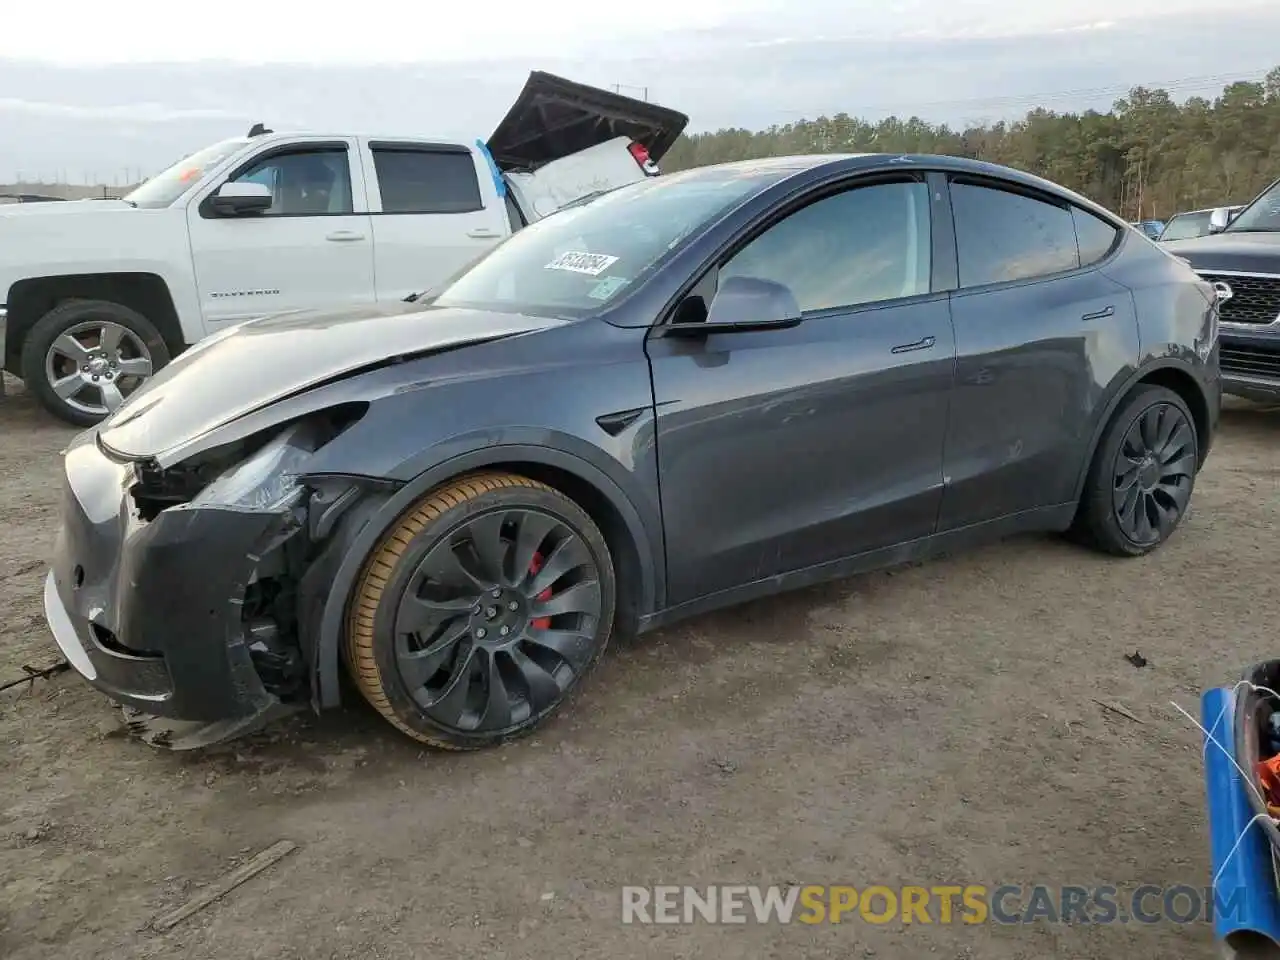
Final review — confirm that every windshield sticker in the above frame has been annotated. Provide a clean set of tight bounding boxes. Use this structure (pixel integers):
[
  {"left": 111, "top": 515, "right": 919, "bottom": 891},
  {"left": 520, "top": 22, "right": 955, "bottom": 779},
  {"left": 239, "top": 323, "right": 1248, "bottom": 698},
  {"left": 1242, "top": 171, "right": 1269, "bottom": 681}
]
[
  {"left": 545, "top": 251, "right": 619, "bottom": 276},
  {"left": 588, "top": 276, "right": 630, "bottom": 300}
]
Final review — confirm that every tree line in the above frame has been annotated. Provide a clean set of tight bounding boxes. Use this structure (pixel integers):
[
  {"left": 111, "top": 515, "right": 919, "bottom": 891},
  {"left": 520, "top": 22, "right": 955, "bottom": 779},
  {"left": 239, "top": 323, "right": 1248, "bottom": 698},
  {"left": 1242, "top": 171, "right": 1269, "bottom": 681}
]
[{"left": 662, "top": 67, "right": 1280, "bottom": 221}]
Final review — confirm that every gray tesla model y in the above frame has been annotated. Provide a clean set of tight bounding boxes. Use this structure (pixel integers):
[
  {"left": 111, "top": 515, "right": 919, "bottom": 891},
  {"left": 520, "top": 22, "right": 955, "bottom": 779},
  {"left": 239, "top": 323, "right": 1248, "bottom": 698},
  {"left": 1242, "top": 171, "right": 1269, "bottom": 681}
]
[{"left": 44, "top": 153, "right": 1221, "bottom": 750}]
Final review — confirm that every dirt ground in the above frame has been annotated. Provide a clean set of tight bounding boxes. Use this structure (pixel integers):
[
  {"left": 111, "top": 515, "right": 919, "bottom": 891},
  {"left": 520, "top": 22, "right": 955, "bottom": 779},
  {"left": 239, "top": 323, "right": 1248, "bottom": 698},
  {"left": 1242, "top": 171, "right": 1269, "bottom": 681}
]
[{"left": 1, "top": 371, "right": 1277, "bottom": 960}]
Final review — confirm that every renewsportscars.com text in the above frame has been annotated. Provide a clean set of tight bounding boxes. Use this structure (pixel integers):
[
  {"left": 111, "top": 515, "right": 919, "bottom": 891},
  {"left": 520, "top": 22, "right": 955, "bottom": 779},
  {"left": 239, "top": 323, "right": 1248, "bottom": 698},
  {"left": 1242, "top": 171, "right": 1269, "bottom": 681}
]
[{"left": 620, "top": 884, "right": 1239, "bottom": 925}]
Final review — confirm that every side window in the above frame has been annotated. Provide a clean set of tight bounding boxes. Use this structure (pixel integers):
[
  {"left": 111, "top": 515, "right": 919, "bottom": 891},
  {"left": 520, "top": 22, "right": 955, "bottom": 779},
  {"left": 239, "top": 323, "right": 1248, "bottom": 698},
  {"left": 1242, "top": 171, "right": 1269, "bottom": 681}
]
[
  {"left": 370, "top": 147, "right": 483, "bottom": 214},
  {"left": 719, "top": 180, "right": 932, "bottom": 313},
  {"left": 231, "top": 148, "right": 353, "bottom": 216},
  {"left": 950, "top": 181, "right": 1079, "bottom": 287},
  {"left": 1160, "top": 212, "right": 1210, "bottom": 242},
  {"left": 1073, "top": 207, "right": 1120, "bottom": 266}
]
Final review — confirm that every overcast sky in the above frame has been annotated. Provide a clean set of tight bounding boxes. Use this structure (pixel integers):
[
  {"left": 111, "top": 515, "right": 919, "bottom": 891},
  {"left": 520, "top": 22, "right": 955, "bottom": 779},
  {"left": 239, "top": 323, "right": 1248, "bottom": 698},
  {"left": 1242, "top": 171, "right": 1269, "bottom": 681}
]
[{"left": 0, "top": 0, "right": 1276, "bottom": 182}]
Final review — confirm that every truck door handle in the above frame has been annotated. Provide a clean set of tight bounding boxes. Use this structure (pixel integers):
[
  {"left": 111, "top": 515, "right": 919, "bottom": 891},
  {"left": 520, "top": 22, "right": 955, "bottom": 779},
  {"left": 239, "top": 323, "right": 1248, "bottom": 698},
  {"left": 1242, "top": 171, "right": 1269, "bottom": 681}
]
[
  {"left": 467, "top": 228, "right": 501, "bottom": 239},
  {"left": 1082, "top": 305, "right": 1115, "bottom": 321},
  {"left": 326, "top": 230, "right": 365, "bottom": 242},
  {"left": 890, "top": 335, "right": 936, "bottom": 354}
]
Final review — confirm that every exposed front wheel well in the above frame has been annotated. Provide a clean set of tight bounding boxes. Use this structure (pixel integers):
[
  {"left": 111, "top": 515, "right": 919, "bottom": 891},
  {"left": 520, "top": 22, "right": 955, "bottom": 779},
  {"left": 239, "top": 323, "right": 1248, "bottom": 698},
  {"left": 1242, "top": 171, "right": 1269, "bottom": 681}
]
[
  {"left": 3, "top": 273, "right": 184, "bottom": 374},
  {"left": 483, "top": 462, "right": 645, "bottom": 640},
  {"left": 1133, "top": 366, "right": 1211, "bottom": 468}
]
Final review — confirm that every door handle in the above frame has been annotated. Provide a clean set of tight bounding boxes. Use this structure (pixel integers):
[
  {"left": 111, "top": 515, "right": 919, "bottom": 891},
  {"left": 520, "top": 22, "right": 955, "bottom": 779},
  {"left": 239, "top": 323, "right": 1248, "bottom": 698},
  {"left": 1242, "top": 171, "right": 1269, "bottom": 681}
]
[
  {"left": 467, "top": 228, "right": 501, "bottom": 239},
  {"left": 1081, "top": 305, "right": 1115, "bottom": 321},
  {"left": 890, "top": 335, "right": 936, "bottom": 355},
  {"left": 326, "top": 230, "right": 365, "bottom": 242}
]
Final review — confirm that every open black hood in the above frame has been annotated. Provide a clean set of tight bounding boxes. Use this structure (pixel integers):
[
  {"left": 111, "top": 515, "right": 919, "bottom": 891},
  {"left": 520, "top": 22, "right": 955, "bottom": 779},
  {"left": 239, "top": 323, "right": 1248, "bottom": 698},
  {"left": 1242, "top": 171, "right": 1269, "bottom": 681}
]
[{"left": 486, "top": 71, "right": 689, "bottom": 172}]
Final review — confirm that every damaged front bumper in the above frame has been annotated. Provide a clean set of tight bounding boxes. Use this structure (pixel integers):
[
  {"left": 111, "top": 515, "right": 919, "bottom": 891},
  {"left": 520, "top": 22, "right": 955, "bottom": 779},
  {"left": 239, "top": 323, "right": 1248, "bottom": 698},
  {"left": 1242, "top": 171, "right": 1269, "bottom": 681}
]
[{"left": 44, "top": 431, "right": 306, "bottom": 749}]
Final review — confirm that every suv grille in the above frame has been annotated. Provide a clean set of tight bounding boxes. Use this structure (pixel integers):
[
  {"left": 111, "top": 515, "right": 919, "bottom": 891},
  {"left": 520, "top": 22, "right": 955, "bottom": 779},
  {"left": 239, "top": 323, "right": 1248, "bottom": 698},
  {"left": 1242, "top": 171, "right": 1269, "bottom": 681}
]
[
  {"left": 1220, "top": 345, "right": 1280, "bottom": 379},
  {"left": 1199, "top": 272, "right": 1280, "bottom": 326}
]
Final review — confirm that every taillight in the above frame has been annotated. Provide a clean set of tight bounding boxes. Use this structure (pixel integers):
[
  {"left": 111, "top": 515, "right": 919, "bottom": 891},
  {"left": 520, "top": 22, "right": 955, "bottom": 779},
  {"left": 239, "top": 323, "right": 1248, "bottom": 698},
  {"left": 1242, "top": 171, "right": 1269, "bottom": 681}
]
[{"left": 628, "top": 141, "right": 659, "bottom": 175}]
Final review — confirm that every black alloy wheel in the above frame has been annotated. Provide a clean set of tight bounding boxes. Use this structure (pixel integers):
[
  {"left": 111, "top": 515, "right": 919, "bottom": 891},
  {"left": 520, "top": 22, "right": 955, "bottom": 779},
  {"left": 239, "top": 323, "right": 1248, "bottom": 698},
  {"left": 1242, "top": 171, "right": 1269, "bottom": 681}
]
[
  {"left": 1110, "top": 401, "right": 1197, "bottom": 546},
  {"left": 1074, "top": 384, "right": 1199, "bottom": 557},
  {"left": 347, "top": 473, "right": 616, "bottom": 749}
]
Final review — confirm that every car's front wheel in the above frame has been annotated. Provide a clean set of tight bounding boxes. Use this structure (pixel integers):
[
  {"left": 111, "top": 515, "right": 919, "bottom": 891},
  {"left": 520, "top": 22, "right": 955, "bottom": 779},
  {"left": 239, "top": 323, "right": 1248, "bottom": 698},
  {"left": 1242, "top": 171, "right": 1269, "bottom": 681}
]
[
  {"left": 1074, "top": 384, "right": 1199, "bottom": 556},
  {"left": 345, "top": 472, "right": 616, "bottom": 749}
]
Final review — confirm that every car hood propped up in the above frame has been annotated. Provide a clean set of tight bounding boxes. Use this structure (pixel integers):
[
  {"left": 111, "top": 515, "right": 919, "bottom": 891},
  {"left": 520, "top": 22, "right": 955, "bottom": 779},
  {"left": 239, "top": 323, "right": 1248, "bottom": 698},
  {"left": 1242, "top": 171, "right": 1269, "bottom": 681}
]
[
  {"left": 486, "top": 70, "right": 689, "bottom": 172},
  {"left": 97, "top": 302, "right": 564, "bottom": 461}
]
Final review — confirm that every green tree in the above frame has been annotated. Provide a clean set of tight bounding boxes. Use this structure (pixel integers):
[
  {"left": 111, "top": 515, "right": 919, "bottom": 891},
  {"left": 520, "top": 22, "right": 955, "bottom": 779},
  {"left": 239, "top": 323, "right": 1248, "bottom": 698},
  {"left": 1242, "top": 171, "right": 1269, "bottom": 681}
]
[{"left": 663, "top": 68, "right": 1280, "bottom": 219}]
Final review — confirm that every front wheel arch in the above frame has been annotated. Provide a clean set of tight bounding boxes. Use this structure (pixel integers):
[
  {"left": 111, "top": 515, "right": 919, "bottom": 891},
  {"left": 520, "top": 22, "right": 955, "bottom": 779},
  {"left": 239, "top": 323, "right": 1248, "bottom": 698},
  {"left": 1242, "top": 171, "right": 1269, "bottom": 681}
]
[{"left": 311, "top": 445, "right": 659, "bottom": 711}]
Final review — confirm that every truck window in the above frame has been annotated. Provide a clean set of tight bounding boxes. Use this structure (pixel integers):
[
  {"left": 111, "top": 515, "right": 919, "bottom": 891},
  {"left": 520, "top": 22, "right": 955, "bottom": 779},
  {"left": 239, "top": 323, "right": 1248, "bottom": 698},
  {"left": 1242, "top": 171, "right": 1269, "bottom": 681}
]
[
  {"left": 1225, "top": 179, "right": 1280, "bottom": 234},
  {"left": 231, "top": 148, "right": 354, "bottom": 216},
  {"left": 370, "top": 146, "right": 483, "bottom": 214},
  {"left": 124, "top": 138, "right": 250, "bottom": 208}
]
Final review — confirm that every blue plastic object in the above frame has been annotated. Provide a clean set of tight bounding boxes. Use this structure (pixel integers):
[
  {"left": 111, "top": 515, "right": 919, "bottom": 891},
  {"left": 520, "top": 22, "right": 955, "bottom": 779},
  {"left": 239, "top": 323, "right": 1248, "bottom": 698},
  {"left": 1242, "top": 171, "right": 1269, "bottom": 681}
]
[
  {"left": 475, "top": 139, "right": 506, "bottom": 199},
  {"left": 1202, "top": 686, "right": 1280, "bottom": 947}
]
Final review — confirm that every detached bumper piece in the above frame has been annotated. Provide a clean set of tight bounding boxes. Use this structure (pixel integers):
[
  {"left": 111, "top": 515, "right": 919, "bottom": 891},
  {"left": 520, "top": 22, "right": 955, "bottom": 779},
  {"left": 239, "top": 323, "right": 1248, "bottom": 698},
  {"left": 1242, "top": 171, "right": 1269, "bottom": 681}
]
[
  {"left": 44, "top": 437, "right": 301, "bottom": 749},
  {"left": 120, "top": 702, "right": 299, "bottom": 751}
]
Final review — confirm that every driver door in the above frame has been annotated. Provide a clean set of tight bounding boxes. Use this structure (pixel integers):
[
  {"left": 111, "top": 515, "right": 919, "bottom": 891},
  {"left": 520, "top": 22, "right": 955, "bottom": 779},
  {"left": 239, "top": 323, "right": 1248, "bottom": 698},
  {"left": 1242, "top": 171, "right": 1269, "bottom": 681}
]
[
  {"left": 646, "top": 175, "right": 957, "bottom": 606},
  {"left": 187, "top": 140, "right": 376, "bottom": 326}
]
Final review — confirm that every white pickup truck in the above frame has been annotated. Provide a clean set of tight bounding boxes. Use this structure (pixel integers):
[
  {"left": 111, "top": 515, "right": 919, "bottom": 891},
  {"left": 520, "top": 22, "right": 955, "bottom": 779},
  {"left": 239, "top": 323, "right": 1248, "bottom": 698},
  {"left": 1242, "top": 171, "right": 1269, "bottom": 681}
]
[{"left": 0, "top": 72, "right": 687, "bottom": 425}]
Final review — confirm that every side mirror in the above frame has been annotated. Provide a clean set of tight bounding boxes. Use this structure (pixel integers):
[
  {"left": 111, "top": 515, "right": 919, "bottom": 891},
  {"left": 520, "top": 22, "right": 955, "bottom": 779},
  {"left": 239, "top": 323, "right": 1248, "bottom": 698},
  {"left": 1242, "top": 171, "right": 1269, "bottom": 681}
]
[
  {"left": 1208, "top": 207, "right": 1232, "bottom": 234},
  {"left": 210, "top": 181, "right": 273, "bottom": 217},
  {"left": 667, "top": 275, "right": 803, "bottom": 336}
]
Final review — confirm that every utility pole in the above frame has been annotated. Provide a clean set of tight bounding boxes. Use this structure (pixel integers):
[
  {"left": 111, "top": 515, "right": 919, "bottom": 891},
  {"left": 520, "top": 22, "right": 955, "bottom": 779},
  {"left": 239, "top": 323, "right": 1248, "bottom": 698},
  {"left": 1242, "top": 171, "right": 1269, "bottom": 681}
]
[
  {"left": 1136, "top": 155, "right": 1145, "bottom": 221},
  {"left": 612, "top": 82, "right": 649, "bottom": 102}
]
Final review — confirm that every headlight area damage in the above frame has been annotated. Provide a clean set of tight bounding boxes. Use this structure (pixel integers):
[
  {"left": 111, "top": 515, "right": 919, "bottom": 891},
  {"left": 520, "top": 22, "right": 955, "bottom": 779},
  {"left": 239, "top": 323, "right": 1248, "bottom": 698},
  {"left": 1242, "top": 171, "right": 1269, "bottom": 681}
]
[{"left": 45, "top": 402, "right": 383, "bottom": 749}]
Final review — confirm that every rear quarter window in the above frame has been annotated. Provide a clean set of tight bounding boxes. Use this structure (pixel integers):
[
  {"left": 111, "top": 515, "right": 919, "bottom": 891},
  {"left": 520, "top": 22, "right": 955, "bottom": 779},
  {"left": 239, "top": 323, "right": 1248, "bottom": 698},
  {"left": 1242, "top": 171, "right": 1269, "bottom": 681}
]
[
  {"left": 950, "top": 180, "right": 1080, "bottom": 287},
  {"left": 1072, "top": 207, "right": 1120, "bottom": 266}
]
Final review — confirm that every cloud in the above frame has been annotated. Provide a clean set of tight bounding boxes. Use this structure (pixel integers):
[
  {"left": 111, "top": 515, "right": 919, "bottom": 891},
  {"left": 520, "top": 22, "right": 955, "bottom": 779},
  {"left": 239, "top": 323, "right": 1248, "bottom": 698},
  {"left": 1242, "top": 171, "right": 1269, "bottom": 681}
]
[
  {"left": 0, "top": 98, "right": 250, "bottom": 122},
  {"left": 0, "top": 1, "right": 1275, "bottom": 181},
  {"left": 0, "top": 0, "right": 776, "bottom": 64},
  {"left": 0, "top": 0, "right": 1258, "bottom": 65}
]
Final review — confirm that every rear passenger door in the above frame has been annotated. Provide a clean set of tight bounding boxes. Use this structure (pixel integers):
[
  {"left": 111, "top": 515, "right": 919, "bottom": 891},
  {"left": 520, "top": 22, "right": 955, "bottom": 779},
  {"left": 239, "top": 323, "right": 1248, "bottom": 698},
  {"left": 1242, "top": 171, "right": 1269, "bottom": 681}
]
[
  {"left": 359, "top": 141, "right": 510, "bottom": 302},
  {"left": 936, "top": 176, "right": 1140, "bottom": 531}
]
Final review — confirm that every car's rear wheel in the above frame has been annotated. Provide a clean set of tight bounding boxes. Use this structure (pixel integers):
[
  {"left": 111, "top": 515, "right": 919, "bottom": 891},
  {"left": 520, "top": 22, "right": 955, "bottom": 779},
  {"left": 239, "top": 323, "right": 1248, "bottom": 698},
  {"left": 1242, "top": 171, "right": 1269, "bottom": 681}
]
[
  {"left": 1074, "top": 384, "right": 1199, "bottom": 557},
  {"left": 345, "top": 472, "right": 616, "bottom": 749}
]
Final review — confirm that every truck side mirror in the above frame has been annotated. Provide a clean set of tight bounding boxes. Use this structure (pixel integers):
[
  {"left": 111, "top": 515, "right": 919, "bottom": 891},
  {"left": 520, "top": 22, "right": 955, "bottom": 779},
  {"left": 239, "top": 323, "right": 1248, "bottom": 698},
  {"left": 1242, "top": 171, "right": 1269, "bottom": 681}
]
[
  {"left": 210, "top": 181, "right": 273, "bottom": 217},
  {"left": 1207, "top": 207, "right": 1232, "bottom": 234}
]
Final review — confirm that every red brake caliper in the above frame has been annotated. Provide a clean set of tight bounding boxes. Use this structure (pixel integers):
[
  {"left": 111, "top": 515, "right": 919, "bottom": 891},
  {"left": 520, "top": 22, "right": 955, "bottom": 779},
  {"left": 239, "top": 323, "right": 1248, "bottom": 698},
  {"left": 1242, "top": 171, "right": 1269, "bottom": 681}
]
[{"left": 528, "top": 551, "right": 553, "bottom": 630}]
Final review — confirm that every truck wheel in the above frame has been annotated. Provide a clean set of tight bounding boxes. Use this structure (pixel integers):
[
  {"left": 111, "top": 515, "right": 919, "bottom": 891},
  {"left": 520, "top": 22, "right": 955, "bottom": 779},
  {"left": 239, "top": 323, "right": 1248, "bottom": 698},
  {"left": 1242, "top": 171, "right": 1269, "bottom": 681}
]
[
  {"left": 345, "top": 472, "right": 616, "bottom": 750},
  {"left": 20, "top": 299, "right": 171, "bottom": 427}
]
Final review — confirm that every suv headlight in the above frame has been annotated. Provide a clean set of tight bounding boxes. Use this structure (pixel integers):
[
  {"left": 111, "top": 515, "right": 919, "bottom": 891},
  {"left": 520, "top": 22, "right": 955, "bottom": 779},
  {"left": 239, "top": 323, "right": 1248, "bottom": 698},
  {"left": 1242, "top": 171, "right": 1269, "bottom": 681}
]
[{"left": 190, "top": 421, "right": 320, "bottom": 511}]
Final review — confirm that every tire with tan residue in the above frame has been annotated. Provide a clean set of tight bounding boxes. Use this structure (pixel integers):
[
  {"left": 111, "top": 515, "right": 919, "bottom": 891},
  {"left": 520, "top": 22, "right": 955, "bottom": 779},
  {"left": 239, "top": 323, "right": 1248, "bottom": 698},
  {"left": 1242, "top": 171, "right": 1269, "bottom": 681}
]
[{"left": 344, "top": 471, "right": 616, "bottom": 750}]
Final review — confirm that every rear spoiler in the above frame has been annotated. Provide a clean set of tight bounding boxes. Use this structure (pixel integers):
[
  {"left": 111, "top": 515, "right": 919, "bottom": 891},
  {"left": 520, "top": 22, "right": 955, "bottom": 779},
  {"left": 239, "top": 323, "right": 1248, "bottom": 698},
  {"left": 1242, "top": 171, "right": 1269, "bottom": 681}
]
[{"left": 486, "top": 71, "right": 689, "bottom": 173}]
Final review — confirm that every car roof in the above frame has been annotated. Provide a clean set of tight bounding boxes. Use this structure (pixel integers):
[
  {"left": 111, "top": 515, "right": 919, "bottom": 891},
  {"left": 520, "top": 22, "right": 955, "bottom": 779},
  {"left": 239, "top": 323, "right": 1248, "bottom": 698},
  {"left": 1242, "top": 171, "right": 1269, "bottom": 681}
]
[{"left": 691, "top": 153, "right": 1123, "bottom": 224}]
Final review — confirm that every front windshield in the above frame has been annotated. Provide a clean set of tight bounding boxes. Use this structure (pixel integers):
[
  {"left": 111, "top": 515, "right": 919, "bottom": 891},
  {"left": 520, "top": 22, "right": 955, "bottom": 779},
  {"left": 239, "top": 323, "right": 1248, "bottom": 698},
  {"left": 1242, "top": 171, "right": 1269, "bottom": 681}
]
[
  {"left": 431, "top": 165, "right": 787, "bottom": 317},
  {"left": 124, "top": 138, "right": 250, "bottom": 208},
  {"left": 1160, "top": 212, "right": 1212, "bottom": 241},
  {"left": 1226, "top": 179, "right": 1280, "bottom": 233}
]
